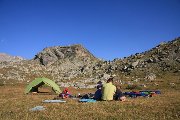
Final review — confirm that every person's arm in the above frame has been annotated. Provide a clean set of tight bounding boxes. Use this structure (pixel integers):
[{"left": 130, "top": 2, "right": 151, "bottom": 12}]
[{"left": 114, "top": 86, "right": 116, "bottom": 95}]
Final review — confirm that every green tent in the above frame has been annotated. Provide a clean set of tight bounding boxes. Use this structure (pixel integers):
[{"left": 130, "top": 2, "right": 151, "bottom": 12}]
[{"left": 25, "top": 77, "right": 61, "bottom": 94}]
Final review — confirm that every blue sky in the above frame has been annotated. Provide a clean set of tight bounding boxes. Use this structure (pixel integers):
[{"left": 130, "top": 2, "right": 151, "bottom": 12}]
[{"left": 0, "top": 0, "right": 180, "bottom": 60}]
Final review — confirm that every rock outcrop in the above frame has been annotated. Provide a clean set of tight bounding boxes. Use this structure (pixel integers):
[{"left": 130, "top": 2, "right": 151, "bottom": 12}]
[{"left": 34, "top": 44, "right": 96, "bottom": 65}]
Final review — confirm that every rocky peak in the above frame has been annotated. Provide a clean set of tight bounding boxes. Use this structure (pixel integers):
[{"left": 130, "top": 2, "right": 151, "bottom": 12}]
[
  {"left": 34, "top": 44, "right": 97, "bottom": 65},
  {"left": 0, "top": 53, "right": 25, "bottom": 62}
]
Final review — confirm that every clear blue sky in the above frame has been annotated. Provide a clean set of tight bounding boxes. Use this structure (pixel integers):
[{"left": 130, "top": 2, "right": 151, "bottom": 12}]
[{"left": 0, "top": 0, "right": 180, "bottom": 60}]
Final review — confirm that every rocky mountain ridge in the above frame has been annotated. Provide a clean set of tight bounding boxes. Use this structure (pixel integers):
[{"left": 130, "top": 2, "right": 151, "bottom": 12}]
[
  {"left": 0, "top": 37, "right": 179, "bottom": 88},
  {"left": 110, "top": 37, "right": 180, "bottom": 75},
  {"left": 0, "top": 53, "right": 25, "bottom": 62}
]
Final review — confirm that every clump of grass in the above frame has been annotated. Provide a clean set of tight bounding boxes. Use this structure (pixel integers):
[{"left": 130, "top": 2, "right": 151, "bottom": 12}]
[
  {"left": 126, "top": 84, "right": 142, "bottom": 90},
  {"left": 0, "top": 81, "right": 4, "bottom": 86}
]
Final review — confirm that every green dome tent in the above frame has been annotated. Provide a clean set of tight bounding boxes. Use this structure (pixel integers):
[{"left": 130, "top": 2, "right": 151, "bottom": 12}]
[{"left": 25, "top": 77, "right": 61, "bottom": 94}]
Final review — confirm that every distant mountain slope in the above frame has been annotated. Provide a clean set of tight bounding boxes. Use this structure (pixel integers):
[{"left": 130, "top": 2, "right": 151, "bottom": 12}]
[
  {"left": 0, "top": 53, "right": 25, "bottom": 62},
  {"left": 0, "top": 37, "right": 179, "bottom": 87},
  {"left": 106, "top": 37, "right": 180, "bottom": 78}
]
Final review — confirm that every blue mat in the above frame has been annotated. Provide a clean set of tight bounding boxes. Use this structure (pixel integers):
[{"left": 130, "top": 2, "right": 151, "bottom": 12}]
[
  {"left": 29, "top": 106, "right": 45, "bottom": 111},
  {"left": 43, "top": 100, "right": 66, "bottom": 103},
  {"left": 79, "top": 99, "right": 96, "bottom": 103}
]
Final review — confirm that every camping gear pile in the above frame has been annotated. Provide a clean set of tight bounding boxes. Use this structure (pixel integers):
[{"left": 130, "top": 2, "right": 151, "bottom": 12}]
[
  {"left": 124, "top": 90, "right": 161, "bottom": 98},
  {"left": 59, "top": 88, "right": 73, "bottom": 99}
]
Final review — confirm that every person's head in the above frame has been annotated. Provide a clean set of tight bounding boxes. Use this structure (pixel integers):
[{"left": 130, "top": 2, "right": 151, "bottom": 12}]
[
  {"left": 97, "top": 84, "right": 102, "bottom": 89},
  {"left": 116, "top": 85, "right": 121, "bottom": 90},
  {"left": 97, "top": 81, "right": 102, "bottom": 85},
  {"left": 107, "top": 77, "right": 114, "bottom": 83}
]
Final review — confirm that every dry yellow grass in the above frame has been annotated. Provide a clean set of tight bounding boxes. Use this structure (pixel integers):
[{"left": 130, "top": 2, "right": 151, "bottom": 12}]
[{"left": 0, "top": 84, "right": 179, "bottom": 120}]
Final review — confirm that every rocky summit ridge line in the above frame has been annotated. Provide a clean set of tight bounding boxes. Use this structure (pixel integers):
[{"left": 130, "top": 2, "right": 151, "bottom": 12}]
[
  {"left": 34, "top": 44, "right": 97, "bottom": 66},
  {"left": 0, "top": 53, "right": 25, "bottom": 62},
  {"left": 0, "top": 37, "right": 179, "bottom": 88}
]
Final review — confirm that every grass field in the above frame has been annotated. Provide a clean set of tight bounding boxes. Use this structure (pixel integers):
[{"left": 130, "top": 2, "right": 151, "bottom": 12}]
[{"left": 0, "top": 84, "right": 179, "bottom": 120}]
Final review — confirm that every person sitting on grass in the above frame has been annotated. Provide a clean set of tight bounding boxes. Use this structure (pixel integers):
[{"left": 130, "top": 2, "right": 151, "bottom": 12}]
[
  {"left": 94, "top": 84, "right": 102, "bottom": 100},
  {"left": 102, "top": 77, "right": 116, "bottom": 101},
  {"left": 114, "top": 85, "right": 126, "bottom": 101}
]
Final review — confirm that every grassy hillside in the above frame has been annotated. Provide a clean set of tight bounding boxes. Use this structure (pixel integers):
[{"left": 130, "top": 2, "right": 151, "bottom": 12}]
[{"left": 0, "top": 79, "right": 179, "bottom": 120}]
